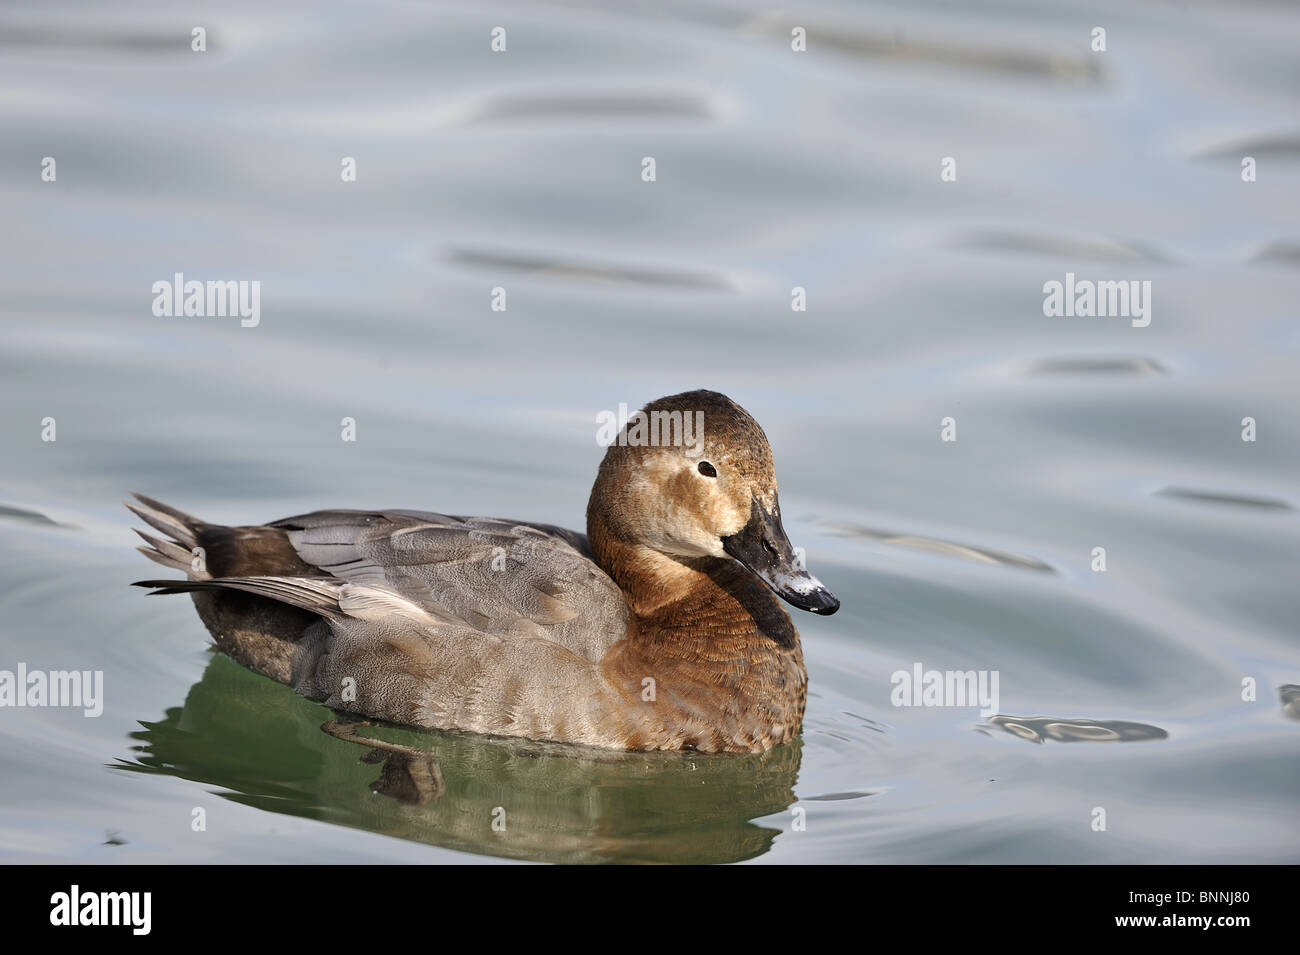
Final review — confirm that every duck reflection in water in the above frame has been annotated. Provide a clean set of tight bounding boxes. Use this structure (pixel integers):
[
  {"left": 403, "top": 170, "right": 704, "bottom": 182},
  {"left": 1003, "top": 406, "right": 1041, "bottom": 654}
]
[{"left": 118, "top": 653, "right": 806, "bottom": 865}]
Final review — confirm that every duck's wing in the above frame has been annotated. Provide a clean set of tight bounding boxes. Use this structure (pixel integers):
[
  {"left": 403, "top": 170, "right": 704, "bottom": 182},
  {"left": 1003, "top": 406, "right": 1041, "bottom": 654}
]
[{"left": 267, "top": 509, "right": 631, "bottom": 665}]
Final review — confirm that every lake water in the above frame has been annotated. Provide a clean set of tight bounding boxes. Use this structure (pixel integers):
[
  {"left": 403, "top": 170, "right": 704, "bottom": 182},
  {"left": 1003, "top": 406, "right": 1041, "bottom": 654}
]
[{"left": 1, "top": 0, "right": 1297, "bottom": 864}]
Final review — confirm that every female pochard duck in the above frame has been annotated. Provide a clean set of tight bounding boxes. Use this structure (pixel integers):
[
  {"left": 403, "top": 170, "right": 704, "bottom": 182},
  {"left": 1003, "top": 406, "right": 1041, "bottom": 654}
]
[{"left": 132, "top": 390, "right": 839, "bottom": 754}]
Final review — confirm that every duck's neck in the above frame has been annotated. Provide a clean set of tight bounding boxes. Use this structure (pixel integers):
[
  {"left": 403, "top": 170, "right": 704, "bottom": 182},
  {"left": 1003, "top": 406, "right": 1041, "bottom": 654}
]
[
  {"left": 588, "top": 511, "right": 800, "bottom": 654},
  {"left": 589, "top": 511, "right": 807, "bottom": 752}
]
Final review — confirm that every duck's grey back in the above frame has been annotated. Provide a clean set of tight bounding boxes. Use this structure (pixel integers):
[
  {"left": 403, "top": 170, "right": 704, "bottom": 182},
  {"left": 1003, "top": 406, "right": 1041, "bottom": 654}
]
[{"left": 272, "top": 509, "right": 630, "bottom": 664}]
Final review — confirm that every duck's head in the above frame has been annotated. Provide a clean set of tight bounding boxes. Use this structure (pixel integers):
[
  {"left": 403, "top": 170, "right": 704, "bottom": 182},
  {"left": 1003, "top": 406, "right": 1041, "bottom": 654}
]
[{"left": 590, "top": 389, "right": 839, "bottom": 615}]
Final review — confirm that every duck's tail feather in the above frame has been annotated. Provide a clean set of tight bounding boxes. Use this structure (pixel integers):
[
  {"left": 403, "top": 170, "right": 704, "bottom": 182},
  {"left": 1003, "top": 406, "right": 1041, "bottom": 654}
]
[
  {"left": 133, "top": 575, "right": 344, "bottom": 619},
  {"left": 126, "top": 493, "right": 210, "bottom": 578}
]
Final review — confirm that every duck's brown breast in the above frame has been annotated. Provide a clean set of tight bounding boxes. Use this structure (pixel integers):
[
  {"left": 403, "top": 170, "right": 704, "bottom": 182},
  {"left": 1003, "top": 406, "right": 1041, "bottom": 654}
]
[{"left": 597, "top": 560, "right": 807, "bottom": 753}]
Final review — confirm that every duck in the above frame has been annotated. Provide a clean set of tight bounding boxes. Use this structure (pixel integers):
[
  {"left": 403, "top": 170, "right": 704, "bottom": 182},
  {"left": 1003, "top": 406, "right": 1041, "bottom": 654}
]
[{"left": 131, "top": 389, "right": 839, "bottom": 754}]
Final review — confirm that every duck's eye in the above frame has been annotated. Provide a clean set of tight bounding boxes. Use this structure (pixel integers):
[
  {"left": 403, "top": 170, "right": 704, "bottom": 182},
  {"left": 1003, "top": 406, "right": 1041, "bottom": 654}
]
[{"left": 697, "top": 461, "right": 717, "bottom": 478}]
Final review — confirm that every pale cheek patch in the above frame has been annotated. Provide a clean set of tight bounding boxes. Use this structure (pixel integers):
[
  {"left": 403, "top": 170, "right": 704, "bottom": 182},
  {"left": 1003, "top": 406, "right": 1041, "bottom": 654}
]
[
  {"left": 623, "top": 450, "right": 776, "bottom": 555},
  {"left": 706, "top": 491, "right": 748, "bottom": 538},
  {"left": 628, "top": 459, "right": 720, "bottom": 556}
]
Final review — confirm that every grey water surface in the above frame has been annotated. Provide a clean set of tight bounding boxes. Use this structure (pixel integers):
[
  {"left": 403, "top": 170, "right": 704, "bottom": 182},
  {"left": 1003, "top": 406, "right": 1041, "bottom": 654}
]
[{"left": 1, "top": 0, "right": 1298, "bottom": 863}]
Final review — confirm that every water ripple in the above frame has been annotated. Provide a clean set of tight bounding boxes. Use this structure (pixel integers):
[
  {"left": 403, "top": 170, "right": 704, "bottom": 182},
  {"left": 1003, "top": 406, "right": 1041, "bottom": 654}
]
[
  {"left": 1027, "top": 355, "right": 1167, "bottom": 376},
  {"left": 827, "top": 522, "right": 1054, "bottom": 573},
  {"left": 1198, "top": 133, "right": 1300, "bottom": 161},
  {"left": 0, "top": 504, "right": 74, "bottom": 529},
  {"left": 0, "top": 26, "right": 195, "bottom": 54},
  {"left": 1157, "top": 487, "right": 1293, "bottom": 511},
  {"left": 980, "top": 715, "right": 1168, "bottom": 744},
  {"left": 804, "top": 790, "right": 878, "bottom": 802},
  {"left": 948, "top": 229, "right": 1169, "bottom": 263},
  {"left": 443, "top": 247, "right": 737, "bottom": 291},
  {"left": 466, "top": 91, "right": 719, "bottom": 124},
  {"left": 742, "top": 15, "right": 1101, "bottom": 84},
  {"left": 1249, "top": 240, "right": 1300, "bottom": 267}
]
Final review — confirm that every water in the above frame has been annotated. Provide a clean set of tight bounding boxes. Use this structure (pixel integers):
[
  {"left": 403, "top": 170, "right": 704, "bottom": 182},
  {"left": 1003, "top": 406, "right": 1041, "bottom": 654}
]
[{"left": 1, "top": 0, "right": 1298, "bottom": 864}]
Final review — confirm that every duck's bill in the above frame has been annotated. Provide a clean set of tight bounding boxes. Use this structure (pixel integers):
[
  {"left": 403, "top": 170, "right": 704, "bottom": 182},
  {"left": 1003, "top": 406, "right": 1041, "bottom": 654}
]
[{"left": 721, "top": 498, "right": 840, "bottom": 616}]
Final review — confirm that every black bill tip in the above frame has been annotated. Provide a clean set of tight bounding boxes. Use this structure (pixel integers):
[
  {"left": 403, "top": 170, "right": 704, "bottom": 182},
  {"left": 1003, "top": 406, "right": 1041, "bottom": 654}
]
[
  {"left": 798, "top": 587, "right": 840, "bottom": 616},
  {"left": 721, "top": 496, "right": 841, "bottom": 616}
]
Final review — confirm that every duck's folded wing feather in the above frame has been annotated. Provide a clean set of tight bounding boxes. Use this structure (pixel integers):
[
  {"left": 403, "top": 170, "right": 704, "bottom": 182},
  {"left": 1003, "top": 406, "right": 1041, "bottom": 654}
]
[{"left": 269, "top": 510, "right": 630, "bottom": 664}]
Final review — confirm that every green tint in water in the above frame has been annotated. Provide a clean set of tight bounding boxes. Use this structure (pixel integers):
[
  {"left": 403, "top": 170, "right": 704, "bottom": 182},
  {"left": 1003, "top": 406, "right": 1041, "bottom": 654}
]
[{"left": 119, "top": 653, "right": 804, "bottom": 864}]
